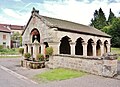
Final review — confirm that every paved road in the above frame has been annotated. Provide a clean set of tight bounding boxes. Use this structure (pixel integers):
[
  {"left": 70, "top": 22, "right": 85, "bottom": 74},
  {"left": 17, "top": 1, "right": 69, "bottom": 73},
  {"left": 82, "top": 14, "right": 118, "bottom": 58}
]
[{"left": 0, "top": 66, "right": 40, "bottom": 87}]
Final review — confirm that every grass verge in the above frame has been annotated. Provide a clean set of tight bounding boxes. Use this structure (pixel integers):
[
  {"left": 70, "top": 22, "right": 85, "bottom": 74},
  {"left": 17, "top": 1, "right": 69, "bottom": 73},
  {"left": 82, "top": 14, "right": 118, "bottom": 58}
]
[
  {"left": 0, "top": 56, "right": 21, "bottom": 58},
  {"left": 34, "top": 68, "right": 87, "bottom": 82},
  {"left": 111, "top": 47, "right": 120, "bottom": 61},
  {"left": 111, "top": 47, "right": 120, "bottom": 54}
]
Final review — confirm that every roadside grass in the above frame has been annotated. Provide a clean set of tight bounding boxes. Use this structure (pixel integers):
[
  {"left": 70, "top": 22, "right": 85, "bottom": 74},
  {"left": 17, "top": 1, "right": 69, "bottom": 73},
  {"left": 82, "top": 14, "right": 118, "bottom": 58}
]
[
  {"left": 0, "top": 56, "right": 21, "bottom": 58},
  {"left": 34, "top": 68, "right": 87, "bottom": 82},
  {"left": 0, "top": 48, "right": 20, "bottom": 55},
  {"left": 111, "top": 47, "right": 120, "bottom": 54},
  {"left": 111, "top": 47, "right": 120, "bottom": 61}
]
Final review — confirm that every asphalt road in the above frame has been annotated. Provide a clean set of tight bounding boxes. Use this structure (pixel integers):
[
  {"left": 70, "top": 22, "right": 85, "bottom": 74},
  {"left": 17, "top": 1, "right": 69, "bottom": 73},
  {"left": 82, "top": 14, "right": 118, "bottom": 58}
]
[{"left": 0, "top": 66, "right": 40, "bottom": 87}]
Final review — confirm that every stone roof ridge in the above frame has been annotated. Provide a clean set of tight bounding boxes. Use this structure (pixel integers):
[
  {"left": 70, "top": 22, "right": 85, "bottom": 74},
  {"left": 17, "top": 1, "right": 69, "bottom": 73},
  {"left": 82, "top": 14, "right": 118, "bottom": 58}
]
[{"left": 34, "top": 13, "right": 55, "bottom": 27}]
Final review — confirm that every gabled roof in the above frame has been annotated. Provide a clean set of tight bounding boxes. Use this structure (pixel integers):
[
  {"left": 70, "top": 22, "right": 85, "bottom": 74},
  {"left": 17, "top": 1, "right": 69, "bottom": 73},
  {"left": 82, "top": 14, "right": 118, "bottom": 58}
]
[
  {"left": 0, "top": 24, "right": 11, "bottom": 33},
  {"left": 23, "top": 8, "right": 111, "bottom": 38}
]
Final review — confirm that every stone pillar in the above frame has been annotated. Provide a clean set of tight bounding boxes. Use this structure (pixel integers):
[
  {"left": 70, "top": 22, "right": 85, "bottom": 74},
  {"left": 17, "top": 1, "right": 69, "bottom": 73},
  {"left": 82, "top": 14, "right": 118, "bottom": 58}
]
[
  {"left": 82, "top": 42, "right": 87, "bottom": 56},
  {"left": 100, "top": 44, "right": 104, "bottom": 56},
  {"left": 107, "top": 44, "right": 111, "bottom": 53},
  {"left": 49, "top": 42, "right": 60, "bottom": 54},
  {"left": 92, "top": 43, "right": 96, "bottom": 56},
  {"left": 33, "top": 40, "right": 40, "bottom": 60},
  {"left": 24, "top": 45, "right": 27, "bottom": 54},
  {"left": 28, "top": 44, "right": 32, "bottom": 54},
  {"left": 70, "top": 42, "right": 75, "bottom": 55},
  {"left": 41, "top": 43, "right": 45, "bottom": 55}
]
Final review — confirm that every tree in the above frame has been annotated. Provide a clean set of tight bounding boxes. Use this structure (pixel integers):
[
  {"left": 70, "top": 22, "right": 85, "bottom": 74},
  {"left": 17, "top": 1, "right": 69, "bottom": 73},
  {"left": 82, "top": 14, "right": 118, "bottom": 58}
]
[
  {"left": 109, "top": 18, "right": 120, "bottom": 47},
  {"left": 90, "top": 8, "right": 107, "bottom": 30},
  {"left": 107, "top": 8, "right": 116, "bottom": 25}
]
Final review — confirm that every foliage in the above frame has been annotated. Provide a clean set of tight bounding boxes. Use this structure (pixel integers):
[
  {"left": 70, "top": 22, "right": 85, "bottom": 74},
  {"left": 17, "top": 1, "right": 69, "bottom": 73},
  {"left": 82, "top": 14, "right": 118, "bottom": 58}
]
[
  {"left": 11, "top": 32, "right": 22, "bottom": 46},
  {"left": 36, "top": 54, "right": 44, "bottom": 61},
  {"left": 90, "top": 8, "right": 107, "bottom": 30},
  {"left": 24, "top": 53, "right": 31, "bottom": 59},
  {"left": 34, "top": 68, "right": 86, "bottom": 82},
  {"left": 46, "top": 47, "right": 53, "bottom": 56},
  {"left": 109, "top": 18, "right": 120, "bottom": 47},
  {"left": 0, "top": 45, "right": 3, "bottom": 49},
  {"left": 0, "top": 48, "right": 19, "bottom": 55},
  {"left": 107, "top": 8, "right": 116, "bottom": 25},
  {"left": 19, "top": 48, "right": 24, "bottom": 55}
]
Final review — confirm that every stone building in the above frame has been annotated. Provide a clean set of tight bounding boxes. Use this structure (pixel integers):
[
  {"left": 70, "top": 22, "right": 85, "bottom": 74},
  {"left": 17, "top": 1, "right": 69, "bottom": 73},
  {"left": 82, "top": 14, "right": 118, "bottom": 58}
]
[{"left": 22, "top": 8, "right": 111, "bottom": 58}]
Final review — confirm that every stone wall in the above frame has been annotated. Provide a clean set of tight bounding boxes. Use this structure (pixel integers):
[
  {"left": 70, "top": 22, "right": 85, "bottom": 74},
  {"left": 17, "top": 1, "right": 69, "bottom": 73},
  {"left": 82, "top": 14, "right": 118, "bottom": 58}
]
[{"left": 47, "top": 55, "right": 117, "bottom": 77}]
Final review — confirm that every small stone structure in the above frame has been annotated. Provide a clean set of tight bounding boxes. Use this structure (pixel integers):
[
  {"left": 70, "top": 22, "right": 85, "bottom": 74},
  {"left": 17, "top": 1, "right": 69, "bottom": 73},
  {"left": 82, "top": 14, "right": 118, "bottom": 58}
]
[
  {"left": 47, "top": 54, "right": 117, "bottom": 77},
  {"left": 22, "top": 8, "right": 117, "bottom": 77}
]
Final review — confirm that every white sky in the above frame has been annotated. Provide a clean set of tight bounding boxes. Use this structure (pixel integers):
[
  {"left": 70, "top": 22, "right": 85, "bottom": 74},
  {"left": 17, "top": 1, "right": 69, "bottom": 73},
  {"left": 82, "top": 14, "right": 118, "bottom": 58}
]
[{"left": 0, "top": 0, "right": 120, "bottom": 26}]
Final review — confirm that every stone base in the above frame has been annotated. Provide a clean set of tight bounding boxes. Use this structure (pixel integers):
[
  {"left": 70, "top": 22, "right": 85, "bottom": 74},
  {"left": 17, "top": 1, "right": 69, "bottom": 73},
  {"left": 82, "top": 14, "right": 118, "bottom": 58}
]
[
  {"left": 21, "top": 60, "right": 45, "bottom": 69},
  {"left": 47, "top": 55, "right": 117, "bottom": 77}
]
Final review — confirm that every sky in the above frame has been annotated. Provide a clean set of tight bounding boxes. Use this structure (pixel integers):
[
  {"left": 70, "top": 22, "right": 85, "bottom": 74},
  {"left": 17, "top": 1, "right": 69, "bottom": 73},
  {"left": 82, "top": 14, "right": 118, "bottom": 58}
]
[{"left": 0, "top": 0, "right": 120, "bottom": 26}]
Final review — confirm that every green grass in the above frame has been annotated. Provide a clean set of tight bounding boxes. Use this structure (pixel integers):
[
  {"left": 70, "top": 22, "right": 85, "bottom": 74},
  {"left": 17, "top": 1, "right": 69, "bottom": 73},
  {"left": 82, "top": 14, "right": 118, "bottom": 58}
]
[
  {"left": 111, "top": 47, "right": 120, "bottom": 54},
  {"left": 0, "top": 48, "right": 20, "bottom": 55},
  {"left": 34, "top": 68, "right": 86, "bottom": 82},
  {"left": 111, "top": 47, "right": 120, "bottom": 61},
  {"left": 0, "top": 56, "right": 21, "bottom": 58}
]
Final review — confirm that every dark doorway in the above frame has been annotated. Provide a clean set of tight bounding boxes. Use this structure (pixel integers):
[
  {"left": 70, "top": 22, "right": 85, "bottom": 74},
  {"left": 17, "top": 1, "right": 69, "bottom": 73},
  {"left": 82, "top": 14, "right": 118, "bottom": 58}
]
[
  {"left": 75, "top": 38, "right": 83, "bottom": 55},
  {"left": 87, "top": 39, "right": 94, "bottom": 56},
  {"left": 60, "top": 36, "right": 71, "bottom": 54}
]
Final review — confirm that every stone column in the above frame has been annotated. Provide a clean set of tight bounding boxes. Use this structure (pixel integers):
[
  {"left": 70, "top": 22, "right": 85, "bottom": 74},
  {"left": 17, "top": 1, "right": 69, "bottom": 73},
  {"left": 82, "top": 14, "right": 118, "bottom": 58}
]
[
  {"left": 92, "top": 43, "right": 96, "bottom": 56},
  {"left": 70, "top": 42, "right": 75, "bottom": 55},
  {"left": 82, "top": 42, "right": 87, "bottom": 56},
  {"left": 49, "top": 42, "right": 60, "bottom": 54},
  {"left": 41, "top": 43, "right": 45, "bottom": 55},
  {"left": 100, "top": 44, "right": 104, "bottom": 56},
  {"left": 24, "top": 45, "right": 27, "bottom": 54},
  {"left": 28, "top": 44, "right": 32, "bottom": 54},
  {"left": 33, "top": 40, "right": 40, "bottom": 60},
  {"left": 107, "top": 44, "right": 111, "bottom": 53}
]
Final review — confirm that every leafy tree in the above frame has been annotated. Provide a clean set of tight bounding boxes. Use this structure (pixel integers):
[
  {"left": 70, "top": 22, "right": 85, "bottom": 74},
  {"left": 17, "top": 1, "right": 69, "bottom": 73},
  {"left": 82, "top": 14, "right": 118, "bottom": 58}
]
[
  {"left": 109, "top": 18, "right": 120, "bottom": 47},
  {"left": 107, "top": 8, "right": 116, "bottom": 25},
  {"left": 90, "top": 8, "right": 107, "bottom": 30}
]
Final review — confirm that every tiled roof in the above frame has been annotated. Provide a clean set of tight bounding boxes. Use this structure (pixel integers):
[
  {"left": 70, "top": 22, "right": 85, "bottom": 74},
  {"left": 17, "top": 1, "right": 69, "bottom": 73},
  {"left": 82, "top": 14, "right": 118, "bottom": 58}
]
[
  {"left": 9, "top": 25, "right": 24, "bottom": 30},
  {"left": 0, "top": 24, "right": 11, "bottom": 33},
  {"left": 42, "top": 15, "right": 111, "bottom": 38},
  {"left": 0, "top": 24, "right": 24, "bottom": 33}
]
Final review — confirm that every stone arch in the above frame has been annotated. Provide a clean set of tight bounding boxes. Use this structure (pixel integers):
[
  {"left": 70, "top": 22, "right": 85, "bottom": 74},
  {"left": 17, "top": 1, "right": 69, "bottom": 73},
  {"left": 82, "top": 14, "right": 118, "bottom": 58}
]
[
  {"left": 87, "top": 39, "right": 94, "bottom": 56},
  {"left": 60, "top": 36, "right": 71, "bottom": 54},
  {"left": 104, "top": 40, "right": 108, "bottom": 53},
  {"left": 75, "top": 37, "right": 84, "bottom": 55},
  {"left": 96, "top": 40, "right": 102, "bottom": 56},
  {"left": 30, "top": 28, "right": 40, "bottom": 43}
]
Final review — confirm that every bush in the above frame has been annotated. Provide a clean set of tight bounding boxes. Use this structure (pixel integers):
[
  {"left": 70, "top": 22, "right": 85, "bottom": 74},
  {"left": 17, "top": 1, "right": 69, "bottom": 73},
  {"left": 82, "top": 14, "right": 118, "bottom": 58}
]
[
  {"left": 19, "top": 48, "right": 24, "bottom": 55},
  {"left": 36, "top": 54, "right": 44, "bottom": 61},
  {"left": 46, "top": 47, "right": 53, "bottom": 56},
  {"left": 24, "top": 53, "right": 31, "bottom": 59}
]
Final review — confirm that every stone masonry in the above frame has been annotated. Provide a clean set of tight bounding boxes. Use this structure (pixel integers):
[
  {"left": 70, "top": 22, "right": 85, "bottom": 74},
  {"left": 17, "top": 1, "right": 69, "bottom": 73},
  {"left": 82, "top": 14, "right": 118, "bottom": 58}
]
[{"left": 47, "top": 55, "right": 117, "bottom": 77}]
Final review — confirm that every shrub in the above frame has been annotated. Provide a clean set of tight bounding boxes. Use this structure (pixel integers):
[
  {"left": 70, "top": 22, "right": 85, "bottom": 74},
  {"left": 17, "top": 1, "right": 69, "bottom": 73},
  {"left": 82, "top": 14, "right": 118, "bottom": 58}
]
[
  {"left": 24, "top": 53, "right": 31, "bottom": 59},
  {"left": 19, "top": 48, "right": 24, "bottom": 55},
  {"left": 46, "top": 47, "right": 53, "bottom": 56},
  {"left": 36, "top": 54, "right": 44, "bottom": 61}
]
